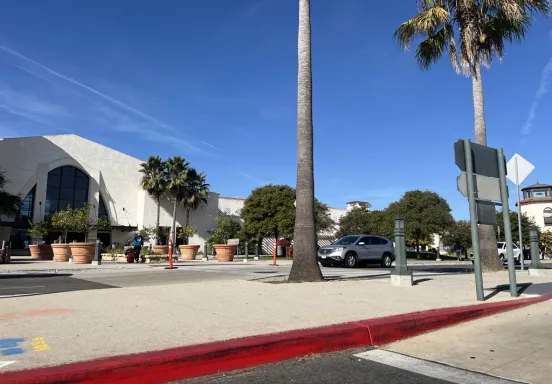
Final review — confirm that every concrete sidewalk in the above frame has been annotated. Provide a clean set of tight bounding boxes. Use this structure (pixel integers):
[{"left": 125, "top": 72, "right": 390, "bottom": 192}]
[
  {"left": 1, "top": 269, "right": 551, "bottom": 375},
  {"left": 386, "top": 300, "right": 552, "bottom": 384}
]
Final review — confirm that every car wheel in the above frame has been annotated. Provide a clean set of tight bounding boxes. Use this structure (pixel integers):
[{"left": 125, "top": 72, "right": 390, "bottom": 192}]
[
  {"left": 320, "top": 262, "right": 331, "bottom": 268},
  {"left": 344, "top": 252, "right": 358, "bottom": 268},
  {"left": 381, "top": 253, "right": 393, "bottom": 268},
  {"left": 499, "top": 254, "right": 505, "bottom": 263}
]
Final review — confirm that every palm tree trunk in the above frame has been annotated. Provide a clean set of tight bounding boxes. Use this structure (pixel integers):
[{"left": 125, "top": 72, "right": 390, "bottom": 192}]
[
  {"left": 472, "top": 63, "right": 503, "bottom": 272},
  {"left": 171, "top": 200, "right": 177, "bottom": 254},
  {"left": 156, "top": 199, "right": 161, "bottom": 245},
  {"left": 289, "top": 0, "right": 323, "bottom": 283}
]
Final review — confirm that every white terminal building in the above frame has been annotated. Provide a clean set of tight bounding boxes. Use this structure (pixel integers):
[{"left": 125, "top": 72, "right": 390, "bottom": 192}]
[
  {"left": 0, "top": 134, "right": 349, "bottom": 252},
  {"left": 520, "top": 182, "right": 552, "bottom": 233}
]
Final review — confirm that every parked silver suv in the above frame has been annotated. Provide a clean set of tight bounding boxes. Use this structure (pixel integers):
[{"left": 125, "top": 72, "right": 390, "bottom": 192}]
[{"left": 318, "top": 235, "right": 395, "bottom": 268}]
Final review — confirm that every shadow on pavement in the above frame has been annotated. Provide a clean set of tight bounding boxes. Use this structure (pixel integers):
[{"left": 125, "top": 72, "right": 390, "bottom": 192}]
[
  {"left": 413, "top": 278, "right": 433, "bottom": 285},
  {"left": 0, "top": 273, "right": 73, "bottom": 279},
  {"left": 484, "top": 283, "right": 533, "bottom": 300}
]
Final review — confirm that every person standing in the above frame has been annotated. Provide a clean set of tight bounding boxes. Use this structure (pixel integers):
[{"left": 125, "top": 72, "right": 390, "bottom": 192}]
[{"left": 131, "top": 233, "right": 144, "bottom": 263}]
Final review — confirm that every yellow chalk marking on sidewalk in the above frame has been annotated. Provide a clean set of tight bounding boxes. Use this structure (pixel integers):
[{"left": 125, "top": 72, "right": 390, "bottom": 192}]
[{"left": 31, "top": 337, "right": 50, "bottom": 352}]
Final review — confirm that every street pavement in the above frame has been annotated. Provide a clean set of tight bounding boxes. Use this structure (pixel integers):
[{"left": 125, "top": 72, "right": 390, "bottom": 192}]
[
  {"left": 386, "top": 299, "right": 552, "bottom": 384},
  {"left": 181, "top": 348, "right": 520, "bottom": 384}
]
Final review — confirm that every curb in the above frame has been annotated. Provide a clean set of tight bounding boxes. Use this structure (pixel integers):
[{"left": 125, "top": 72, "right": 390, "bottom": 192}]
[{"left": 1, "top": 295, "right": 549, "bottom": 384}]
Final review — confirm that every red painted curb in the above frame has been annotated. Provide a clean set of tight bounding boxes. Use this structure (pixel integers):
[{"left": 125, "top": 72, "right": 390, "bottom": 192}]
[{"left": 1, "top": 295, "right": 549, "bottom": 384}]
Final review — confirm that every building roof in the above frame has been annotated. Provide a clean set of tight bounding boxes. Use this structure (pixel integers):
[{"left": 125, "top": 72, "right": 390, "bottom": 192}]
[
  {"left": 346, "top": 201, "right": 369, "bottom": 205},
  {"left": 521, "top": 182, "right": 552, "bottom": 191}
]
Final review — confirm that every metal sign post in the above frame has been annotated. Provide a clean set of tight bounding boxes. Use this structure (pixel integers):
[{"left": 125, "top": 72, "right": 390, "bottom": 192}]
[
  {"left": 498, "top": 148, "right": 518, "bottom": 297},
  {"left": 463, "top": 139, "right": 484, "bottom": 301},
  {"left": 506, "top": 154, "right": 535, "bottom": 272}
]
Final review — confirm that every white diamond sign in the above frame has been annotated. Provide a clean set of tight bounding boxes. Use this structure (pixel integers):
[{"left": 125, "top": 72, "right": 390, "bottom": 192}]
[{"left": 506, "top": 154, "right": 534, "bottom": 185}]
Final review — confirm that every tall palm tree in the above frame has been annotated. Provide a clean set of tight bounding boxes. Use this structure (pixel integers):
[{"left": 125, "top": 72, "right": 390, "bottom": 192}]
[
  {"left": 394, "top": 0, "right": 549, "bottom": 272},
  {"left": 183, "top": 169, "right": 210, "bottom": 243},
  {"left": 166, "top": 156, "right": 190, "bottom": 252},
  {"left": 0, "top": 169, "right": 21, "bottom": 217},
  {"left": 139, "top": 156, "right": 167, "bottom": 244},
  {"left": 289, "top": 0, "right": 323, "bottom": 282}
]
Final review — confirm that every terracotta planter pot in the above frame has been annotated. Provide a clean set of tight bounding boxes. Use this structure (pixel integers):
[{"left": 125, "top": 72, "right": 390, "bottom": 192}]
[
  {"left": 152, "top": 245, "right": 169, "bottom": 255},
  {"left": 29, "top": 244, "right": 54, "bottom": 260},
  {"left": 214, "top": 244, "right": 237, "bottom": 262},
  {"left": 69, "top": 243, "right": 95, "bottom": 264},
  {"left": 178, "top": 245, "right": 200, "bottom": 261},
  {"left": 52, "top": 244, "right": 71, "bottom": 262}
]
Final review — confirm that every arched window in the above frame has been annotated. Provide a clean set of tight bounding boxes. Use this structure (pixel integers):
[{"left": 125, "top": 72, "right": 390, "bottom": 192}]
[
  {"left": 544, "top": 208, "right": 552, "bottom": 226},
  {"left": 17, "top": 185, "right": 36, "bottom": 223},
  {"left": 45, "top": 166, "right": 89, "bottom": 216}
]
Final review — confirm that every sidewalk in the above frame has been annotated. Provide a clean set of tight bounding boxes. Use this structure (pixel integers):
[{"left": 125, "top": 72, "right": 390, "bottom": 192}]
[{"left": 1, "top": 269, "right": 551, "bottom": 378}]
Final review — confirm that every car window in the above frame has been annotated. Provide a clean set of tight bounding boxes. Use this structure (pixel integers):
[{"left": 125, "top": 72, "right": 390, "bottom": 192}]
[
  {"left": 497, "top": 242, "right": 504, "bottom": 249},
  {"left": 332, "top": 236, "right": 360, "bottom": 246},
  {"left": 372, "top": 237, "right": 386, "bottom": 245},
  {"left": 358, "top": 236, "right": 371, "bottom": 245},
  {"left": 512, "top": 244, "right": 519, "bottom": 249}
]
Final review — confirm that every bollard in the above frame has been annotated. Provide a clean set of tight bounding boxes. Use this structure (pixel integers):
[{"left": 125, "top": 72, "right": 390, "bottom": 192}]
[
  {"left": 529, "top": 228, "right": 542, "bottom": 269},
  {"left": 254, "top": 239, "right": 259, "bottom": 261},
  {"left": 244, "top": 241, "right": 249, "bottom": 263},
  {"left": 164, "top": 235, "right": 177, "bottom": 270},
  {"left": 92, "top": 239, "right": 102, "bottom": 265},
  {"left": 391, "top": 217, "right": 413, "bottom": 286}
]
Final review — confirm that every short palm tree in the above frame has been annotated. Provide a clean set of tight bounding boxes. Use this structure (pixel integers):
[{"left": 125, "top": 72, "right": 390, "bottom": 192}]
[
  {"left": 182, "top": 169, "right": 210, "bottom": 243},
  {"left": 0, "top": 169, "right": 21, "bottom": 217},
  {"left": 166, "top": 156, "right": 190, "bottom": 251},
  {"left": 394, "top": 0, "right": 549, "bottom": 272},
  {"left": 139, "top": 156, "right": 167, "bottom": 244},
  {"left": 289, "top": 0, "right": 323, "bottom": 282}
]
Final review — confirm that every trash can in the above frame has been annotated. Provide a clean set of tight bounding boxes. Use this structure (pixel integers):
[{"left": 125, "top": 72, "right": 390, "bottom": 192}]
[{"left": 277, "top": 245, "right": 286, "bottom": 257}]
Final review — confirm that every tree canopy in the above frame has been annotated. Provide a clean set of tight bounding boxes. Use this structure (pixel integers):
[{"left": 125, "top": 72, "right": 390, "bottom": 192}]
[
  {"left": 336, "top": 204, "right": 393, "bottom": 239},
  {"left": 240, "top": 184, "right": 334, "bottom": 241},
  {"left": 0, "top": 169, "right": 21, "bottom": 218},
  {"left": 388, "top": 190, "right": 454, "bottom": 254},
  {"left": 442, "top": 220, "right": 472, "bottom": 252},
  {"left": 496, "top": 210, "right": 540, "bottom": 245}
]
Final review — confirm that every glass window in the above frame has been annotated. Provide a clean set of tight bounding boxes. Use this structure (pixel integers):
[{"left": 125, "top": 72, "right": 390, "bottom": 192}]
[
  {"left": 17, "top": 186, "right": 35, "bottom": 222},
  {"left": 372, "top": 237, "right": 387, "bottom": 245},
  {"left": 533, "top": 190, "right": 548, "bottom": 198},
  {"left": 99, "top": 196, "right": 108, "bottom": 218},
  {"left": 332, "top": 236, "right": 360, "bottom": 245},
  {"left": 45, "top": 166, "right": 89, "bottom": 216},
  {"left": 359, "top": 236, "right": 371, "bottom": 245}
]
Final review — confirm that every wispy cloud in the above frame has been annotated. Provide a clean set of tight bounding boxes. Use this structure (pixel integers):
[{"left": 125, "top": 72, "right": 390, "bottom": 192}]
[
  {"left": 199, "top": 140, "right": 221, "bottom": 151},
  {"left": 0, "top": 45, "right": 211, "bottom": 153},
  {"left": 521, "top": 57, "right": 552, "bottom": 135},
  {"left": 239, "top": 171, "right": 267, "bottom": 186}
]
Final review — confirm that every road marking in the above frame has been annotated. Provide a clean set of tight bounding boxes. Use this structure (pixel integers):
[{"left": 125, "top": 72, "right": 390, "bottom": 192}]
[
  {"left": 354, "top": 350, "right": 519, "bottom": 384},
  {"left": 0, "top": 361, "right": 16, "bottom": 369},
  {"left": 0, "top": 286, "right": 45, "bottom": 290},
  {"left": 0, "top": 294, "right": 38, "bottom": 299}
]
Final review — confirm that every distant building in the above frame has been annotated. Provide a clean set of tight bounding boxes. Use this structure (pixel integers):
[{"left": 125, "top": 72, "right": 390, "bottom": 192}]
[
  {"left": 520, "top": 182, "right": 552, "bottom": 232},
  {"left": 346, "top": 201, "right": 370, "bottom": 211},
  {"left": 0, "top": 134, "right": 348, "bottom": 253}
]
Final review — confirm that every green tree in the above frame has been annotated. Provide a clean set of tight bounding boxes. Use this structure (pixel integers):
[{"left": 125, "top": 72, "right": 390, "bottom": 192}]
[
  {"left": 27, "top": 220, "right": 50, "bottom": 244},
  {"left": 0, "top": 168, "right": 21, "bottom": 217},
  {"left": 182, "top": 169, "right": 210, "bottom": 243},
  {"left": 139, "top": 156, "right": 167, "bottom": 244},
  {"left": 208, "top": 212, "right": 242, "bottom": 245},
  {"left": 165, "top": 156, "right": 190, "bottom": 252},
  {"left": 442, "top": 220, "right": 472, "bottom": 257},
  {"left": 388, "top": 190, "right": 454, "bottom": 258},
  {"left": 71, "top": 204, "right": 95, "bottom": 242},
  {"left": 51, "top": 206, "right": 74, "bottom": 243},
  {"left": 289, "top": 0, "right": 321, "bottom": 283},
  {"left": 241, "top": 185, "right": 335, "bottom": 247},
  {"left": 337, "top": 203, "right": 393, "bottom": 239},
  {"left": 394, "top": 0, "right": 549, "bottom": 271},
  {"left": 496, "top": 210, "right": 540, "bottom": 245}
]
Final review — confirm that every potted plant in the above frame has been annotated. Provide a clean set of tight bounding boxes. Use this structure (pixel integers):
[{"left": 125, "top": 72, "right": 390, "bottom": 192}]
[
  {"left": 211, "top": 214, "right": 241, "bottom": 262},
  {"left": 67, "top": 204, "right": 95, "bottom": 264},
  {"left": 27, "top": 221, "right": 53, "bottom": 260},
  {"left": 50, "top": 206, "right": 73, "bottom": 262},
  {"left": 152, "top": 226, "right": 170, "bottom": 254},
  {"left": 177, "top": 226, "right": 200, "bottom": 260}
]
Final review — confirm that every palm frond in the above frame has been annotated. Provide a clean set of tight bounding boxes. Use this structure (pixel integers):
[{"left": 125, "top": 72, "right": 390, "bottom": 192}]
[
  {"left": 0, "top": 190, "right": 21, "bottom": 217},
  {"left": 414, "top": 23, "right": 455, "bottom": 70},
  {"left": 394, "top": 6, "right": 450, "bottom": 50}
]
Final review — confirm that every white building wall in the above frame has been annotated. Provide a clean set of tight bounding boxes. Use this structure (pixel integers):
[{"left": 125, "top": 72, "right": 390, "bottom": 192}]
[{"left": 521, "top": 201, "right": 552, "bottom": 232}]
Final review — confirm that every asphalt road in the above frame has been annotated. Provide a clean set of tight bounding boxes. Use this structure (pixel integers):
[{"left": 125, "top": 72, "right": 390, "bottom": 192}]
[
  {"left": 0, "top": 264, "right": 476, "bottom": 298},
  {"left": 179, "top": 348, "right": 519, "bottom": 384}
]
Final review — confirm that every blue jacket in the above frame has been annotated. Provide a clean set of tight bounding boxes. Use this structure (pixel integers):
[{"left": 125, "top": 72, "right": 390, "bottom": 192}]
[{"left": 132, "top": 235, "right": 144, "bottom": 247}]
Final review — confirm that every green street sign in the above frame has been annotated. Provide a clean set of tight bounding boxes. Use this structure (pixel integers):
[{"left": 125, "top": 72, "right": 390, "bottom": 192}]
[{"left": 454, "top": 139, "right": 506, "bottom": 178}]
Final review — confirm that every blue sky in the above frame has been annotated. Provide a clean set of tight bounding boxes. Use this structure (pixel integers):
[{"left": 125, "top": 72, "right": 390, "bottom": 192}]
[{"left": 0, "top": 0, "right": 550, "bottom": 219}]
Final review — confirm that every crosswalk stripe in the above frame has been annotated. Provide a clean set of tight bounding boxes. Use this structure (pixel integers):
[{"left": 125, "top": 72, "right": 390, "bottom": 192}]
[{"left": 354, "top": 350, "right": 520, "bottom": 384}]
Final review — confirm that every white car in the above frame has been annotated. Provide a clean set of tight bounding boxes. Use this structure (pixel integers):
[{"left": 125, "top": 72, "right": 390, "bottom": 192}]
[{"left": 471, "top": 242, "right": 522, "bottom": 264}]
